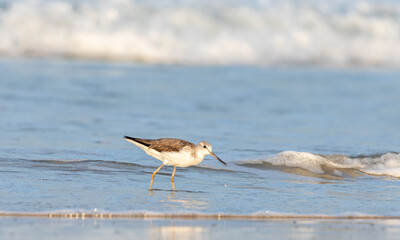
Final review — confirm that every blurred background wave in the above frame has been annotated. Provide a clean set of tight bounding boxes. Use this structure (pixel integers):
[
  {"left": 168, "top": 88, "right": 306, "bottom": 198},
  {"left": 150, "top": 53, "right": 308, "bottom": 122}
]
[{"left": 0, "top": 0, "right": 399, "bottom": 68}]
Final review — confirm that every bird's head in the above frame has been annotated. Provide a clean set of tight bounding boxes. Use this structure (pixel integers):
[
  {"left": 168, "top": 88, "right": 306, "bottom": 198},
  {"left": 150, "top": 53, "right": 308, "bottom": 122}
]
[{"left": 197, "top": 141, "right": 226, "bottom": 165}]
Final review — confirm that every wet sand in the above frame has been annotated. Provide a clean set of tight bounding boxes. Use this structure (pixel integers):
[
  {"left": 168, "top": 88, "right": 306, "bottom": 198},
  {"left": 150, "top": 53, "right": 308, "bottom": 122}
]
[{"left": 1, "top": 214, "right": 400, "bottom": 240}]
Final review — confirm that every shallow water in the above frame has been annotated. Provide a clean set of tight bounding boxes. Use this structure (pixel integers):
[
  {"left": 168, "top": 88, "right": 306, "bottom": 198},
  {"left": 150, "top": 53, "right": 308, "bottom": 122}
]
[{"left": 0, "top": 58, "right": 400, "bottom": 217}]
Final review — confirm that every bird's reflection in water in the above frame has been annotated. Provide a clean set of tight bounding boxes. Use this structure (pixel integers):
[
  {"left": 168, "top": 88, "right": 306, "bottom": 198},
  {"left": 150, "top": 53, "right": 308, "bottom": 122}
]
[
  {"left": 148, "top": 189, "right": 208, "bottom": 210},
  {"left": 162, "top": 191, "right": 208, "bottom": 210}
]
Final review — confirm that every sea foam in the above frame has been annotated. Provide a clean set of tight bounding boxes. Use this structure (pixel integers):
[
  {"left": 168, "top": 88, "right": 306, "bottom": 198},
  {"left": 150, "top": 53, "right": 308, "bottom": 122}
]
[{"left": 239, "top": 151, "right": 400, "bottom": 178}]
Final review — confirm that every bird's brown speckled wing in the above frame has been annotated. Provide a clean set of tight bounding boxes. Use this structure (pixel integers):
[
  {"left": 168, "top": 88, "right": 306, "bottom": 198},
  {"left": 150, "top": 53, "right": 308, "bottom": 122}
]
[{"left": 149, "top": 138, "right": 195, "bottom": 152}]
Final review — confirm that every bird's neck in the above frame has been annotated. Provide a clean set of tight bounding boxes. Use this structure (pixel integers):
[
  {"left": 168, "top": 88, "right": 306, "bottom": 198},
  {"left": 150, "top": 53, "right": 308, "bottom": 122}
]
[{"left": 193, "top": 146, "right": 208, "bottom": 165}]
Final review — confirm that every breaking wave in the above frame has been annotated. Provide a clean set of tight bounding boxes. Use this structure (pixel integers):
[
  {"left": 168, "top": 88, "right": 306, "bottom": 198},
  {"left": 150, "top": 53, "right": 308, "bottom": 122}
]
[
  {"left": 238, "top": 151, "right": 400, "bottom": 179},
  {"left": 1, "top": 0, "right": 400, "bottom": 68}
]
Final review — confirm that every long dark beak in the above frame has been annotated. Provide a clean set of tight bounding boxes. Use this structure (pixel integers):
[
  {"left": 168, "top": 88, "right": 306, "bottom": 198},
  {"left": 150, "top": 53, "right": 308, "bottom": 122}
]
[{"left": 211, "top": 152, "right": 227, "bottom": 165}]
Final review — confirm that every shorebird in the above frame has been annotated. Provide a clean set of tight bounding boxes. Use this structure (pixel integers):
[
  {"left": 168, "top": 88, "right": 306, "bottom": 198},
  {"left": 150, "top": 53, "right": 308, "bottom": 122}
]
[{"left": 124, "top": 136, "right": 226, "bottom": 190}]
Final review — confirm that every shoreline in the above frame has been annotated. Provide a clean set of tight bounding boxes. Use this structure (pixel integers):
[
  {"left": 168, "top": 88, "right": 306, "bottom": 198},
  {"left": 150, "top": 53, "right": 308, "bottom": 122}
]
[{"left": 0, "top": 212, "right": 399, "bottom": 220}]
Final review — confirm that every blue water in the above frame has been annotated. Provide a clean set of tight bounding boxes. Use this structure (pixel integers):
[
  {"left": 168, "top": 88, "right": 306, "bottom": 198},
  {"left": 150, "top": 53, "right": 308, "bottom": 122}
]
[{"left": 1, "top": 58, "right": 399, "bottom": 216}]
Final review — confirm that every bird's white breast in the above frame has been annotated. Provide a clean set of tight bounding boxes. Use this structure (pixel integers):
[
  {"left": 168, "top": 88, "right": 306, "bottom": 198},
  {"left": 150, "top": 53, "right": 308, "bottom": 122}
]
[{"left": 145, "top": 146, "right": 203, "bottom": 167}]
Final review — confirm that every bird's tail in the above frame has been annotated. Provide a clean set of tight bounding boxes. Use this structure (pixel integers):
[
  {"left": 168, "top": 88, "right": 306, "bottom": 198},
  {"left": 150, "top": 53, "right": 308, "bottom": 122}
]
[{"left": 124, "top": 136, "right": 153, "bottom": 150}]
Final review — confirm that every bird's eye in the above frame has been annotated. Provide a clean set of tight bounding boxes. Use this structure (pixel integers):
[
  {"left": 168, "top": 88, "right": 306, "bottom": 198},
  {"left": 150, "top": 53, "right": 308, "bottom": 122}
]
[{"left": 203, "top": 146, "right": 207, "bottom": 148}]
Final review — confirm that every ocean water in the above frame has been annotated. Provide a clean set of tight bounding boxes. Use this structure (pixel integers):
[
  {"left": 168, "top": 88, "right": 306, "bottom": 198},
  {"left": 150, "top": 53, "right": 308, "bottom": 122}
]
[
  {"left": 1, "top": 0, "right": 400, "bottom": 238},
  {"left": 0, "top": 58, "right": 399, "bottom": 217}
]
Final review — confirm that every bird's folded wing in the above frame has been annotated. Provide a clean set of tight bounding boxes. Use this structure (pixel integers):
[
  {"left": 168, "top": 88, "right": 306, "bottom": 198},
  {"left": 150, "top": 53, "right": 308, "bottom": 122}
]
[{"left": 149, "top": 139, "right": 195, "bottom": 152}]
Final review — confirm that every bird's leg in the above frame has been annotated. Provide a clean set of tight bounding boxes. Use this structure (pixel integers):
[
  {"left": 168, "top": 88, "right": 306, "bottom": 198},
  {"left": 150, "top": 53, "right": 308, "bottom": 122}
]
[
  {"left": 149, "top": 163, "right": 164, "bottom": 190},
  {"left": 171, "top": 166, "right": 177, "bottom": 191}
]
